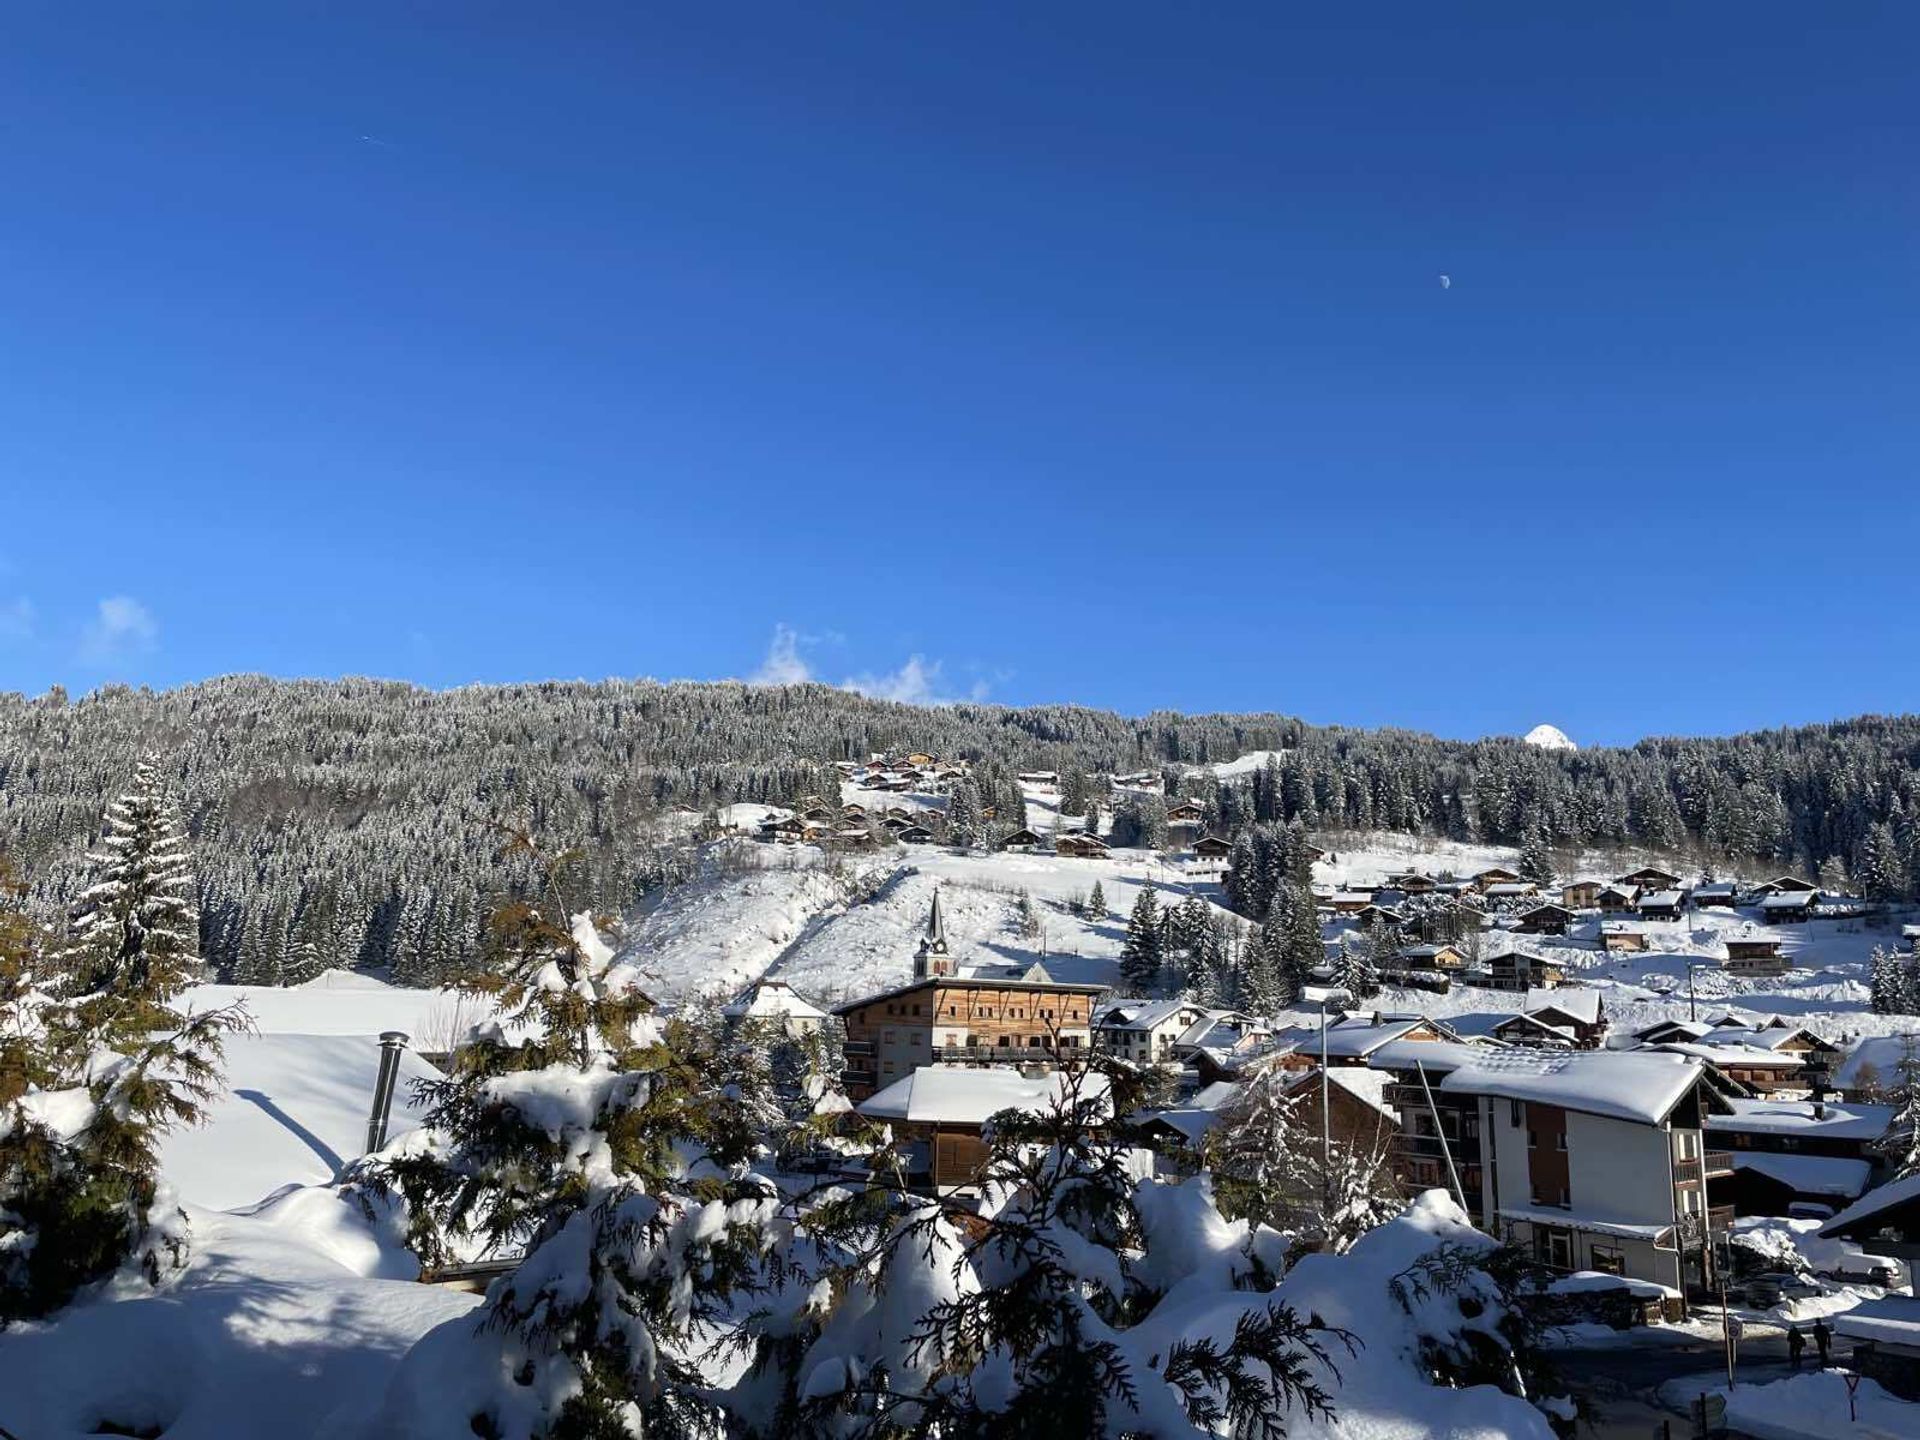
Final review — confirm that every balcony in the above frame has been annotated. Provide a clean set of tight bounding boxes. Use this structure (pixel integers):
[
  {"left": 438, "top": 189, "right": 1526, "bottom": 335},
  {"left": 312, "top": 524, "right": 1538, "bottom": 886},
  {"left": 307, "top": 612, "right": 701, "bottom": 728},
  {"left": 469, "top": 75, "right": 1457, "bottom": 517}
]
[
  {"left": 931, "top": 1045, "right": 1063, "bottom": 1065},
  {"left": 1708, "top": 1204, "right": 1736, "bottom": 1232},
  {"left": 1703, "top": 1150, "right": 1733, "bottom": 1178}
]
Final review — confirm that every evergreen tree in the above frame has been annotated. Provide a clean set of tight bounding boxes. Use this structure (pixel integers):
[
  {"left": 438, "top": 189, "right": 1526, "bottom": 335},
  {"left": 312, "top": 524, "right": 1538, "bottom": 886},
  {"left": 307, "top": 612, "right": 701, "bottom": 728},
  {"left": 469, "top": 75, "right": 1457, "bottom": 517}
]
[
  {"left": 1857, "top": 822, "right": 1904, "bottom": 903},
  {"left": 1086, "top": 879, "right": 1107, "bottom": 920},
  {"left": 1518, "top": 828, "right": 1556, "bottom": 888},
  {"left": 946, "top": 780, "right": 984, "bottom": 849},
  {"left": 60, "top": 754, "right": 203, "bottom": 1007},
  {"left": 1873, "top": 1034, "right": 1920, "bottom": 1180},
  {"left": 1119, "top": 887, "right": 1164, "bottom": 994}
]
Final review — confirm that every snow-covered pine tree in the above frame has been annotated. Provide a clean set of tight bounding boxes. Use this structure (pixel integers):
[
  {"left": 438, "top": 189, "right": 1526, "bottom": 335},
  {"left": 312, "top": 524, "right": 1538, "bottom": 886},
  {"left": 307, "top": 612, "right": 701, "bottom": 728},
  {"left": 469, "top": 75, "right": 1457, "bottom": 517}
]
[
  {"left": 360, "top": 824, "right": 781, "bottom": 1437},
  {"left": 1119, "top": 887, "right": 1164, "bottom": 994},
  {"left": 797, "top": 1067, "right": 1343, "bottom": 1437},
  {"left": 1519, "top": 828, "right": 1556, "bottom": 888},
  {"left": 1873, "top": 1033, "right": 1920, "bottom": 1180},
  {"left": 60, "top": 753, "right": 203, "bottom": 1010},
  {"left": 1086, "top": 878, "right": 1107, "bottom": 920}
]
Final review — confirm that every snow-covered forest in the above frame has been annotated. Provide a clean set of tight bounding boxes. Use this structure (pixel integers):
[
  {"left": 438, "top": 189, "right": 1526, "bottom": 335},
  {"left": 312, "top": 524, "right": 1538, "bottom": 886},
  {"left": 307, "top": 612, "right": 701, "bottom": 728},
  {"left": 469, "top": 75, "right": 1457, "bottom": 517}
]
[{"left": 4, "top": 677, "right": 1920, "bottom": 985}]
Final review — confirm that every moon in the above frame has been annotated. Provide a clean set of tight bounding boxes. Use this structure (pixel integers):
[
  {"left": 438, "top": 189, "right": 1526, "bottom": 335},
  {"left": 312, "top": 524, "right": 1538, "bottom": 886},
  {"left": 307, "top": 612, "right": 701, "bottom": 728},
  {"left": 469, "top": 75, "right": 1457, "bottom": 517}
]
[{"left": 1439, "top": 274, "right": 1451, "bottom": 289}]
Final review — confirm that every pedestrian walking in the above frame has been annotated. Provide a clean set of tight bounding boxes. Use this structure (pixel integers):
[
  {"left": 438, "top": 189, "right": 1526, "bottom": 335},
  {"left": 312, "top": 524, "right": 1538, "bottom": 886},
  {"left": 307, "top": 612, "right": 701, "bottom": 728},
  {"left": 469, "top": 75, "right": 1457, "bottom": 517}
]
[
  {"left": 1787, "top": 1324, "right": 1805, "bottom": 1369},
  {"left": 1812, "top": 1317, "right": 1832, "bottom": 1367}
]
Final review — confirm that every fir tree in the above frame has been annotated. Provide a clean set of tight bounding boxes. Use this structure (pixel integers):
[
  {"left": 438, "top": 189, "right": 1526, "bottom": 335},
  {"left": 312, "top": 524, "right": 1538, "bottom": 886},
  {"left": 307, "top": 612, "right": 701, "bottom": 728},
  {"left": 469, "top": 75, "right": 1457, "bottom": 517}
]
[
  {"left": 1086, "top": 879, "right": 1107, "bottom": 920},
  {"left": 1873, "top": 1034, "right": 1920, "bottom": 1180},
  {"left": 1518, "top": 828, "right": 1556, "bottom": 888},
  {"left": 1119, "top": 887, "right": 1164, "bottom": 994}
]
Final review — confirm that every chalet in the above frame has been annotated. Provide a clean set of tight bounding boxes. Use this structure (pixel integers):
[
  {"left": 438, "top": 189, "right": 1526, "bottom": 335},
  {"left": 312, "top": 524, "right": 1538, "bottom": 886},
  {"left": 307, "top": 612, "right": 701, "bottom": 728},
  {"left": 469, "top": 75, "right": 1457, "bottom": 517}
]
[
  {"left": 1600, "top": 922, "right": 1649, "bottom": 953},
  {"left": 859, "top": 1066, "right": 1113, "bottom": 1192},
  {"left": 1191, "top": 835, "right": 1233, "bottom": 860},
  {"left": 1165, "top": 800, "right": 1205, "bottom": 824},
  {"left": 1383, "top": 871, "right": 1437, "bottom": 895},
  {"left": 1473, "top": 866, "right": 1524, "bottom": 891},
  {"left": 833, "top": 971, "right": 1105, "bottom": 1099},
  {"left": 1054, "top": 832, "right": 1111, "bottom": 859},
  {"left": 1708, "top": 1095, "right": 1892, "bottom": 1172},
  {"left": 1722, "top": 935, "right": 1788, "bottom": 977},
  {"left": 904, "top": 752, "right": 938, "bottom": 768},
  {"left": 840, "top": 803, "right": 869, "bottom": 820},
  {"left": 1482, "top": 881, "right": 1541, "bottom": 903},
  {"left": 996, "top": 827, "right": 1044, "bottom": 853},
  {"left": 1327, "top": 892, "right": 1375, "bottom": 916},
  {"left": 1478, "top": 947, "right": 1566, "bottom": 992},
  {"left": 1521, "top": 987, "right": 1607, "bottom": 1048},
  {"left": 1354, "top": 904, "right": 1406, "bottom": 930},
  {"left": 1094, "top": 998, "right": 1212, "bottom": 1067},
  {"left": 1490, "top": 1012, "right": 1582, "bottom": 1048},
  {"left": 1307, "top": 1012, "right": 1462, "bottom": 1066},
  {"left": 1751, "top": 874, "right": 1819, "bottom": 898},
  {"left": 1654, "top": 1040, "right": 1805, "bottom": 1096},
  {"left": 1904, "top": 923, "right": 1920, "bottom": 956},
  {"left": 884, "top": 806, "right": 917, "bottom": 821},
  {"left": 1015, "top": 770, "right": 1058, "bottom": 786},
  {"left": 1513, "top": 902, "right": 1575, "bottom": 936},
  {"left": 1595, "top": 883, "right": 1640, "bottom": 914},
  {"left": 830, "top": 827, "right": 874, "bottom": 848},
  {"left": 1302, "top": 843, "right": 1328, "bottom": 863},
  {"left": 896, "top": 825, "right": 936, "bottom": 845},
  {"left": 763, "top": 815, "right": 810, "bottom": 844},
  {"left": 1758, "top": 889, "right": 1820, "bottom": 924},
  {"left": 1634, "top": 1019, "right": 1714, "bottom": 1047},
  {"left": 1691, "top": 881, "right": 1741, "bottom": 909},
  {"left": 1617, "top": 866, "right": 1684, "bottom": 892},
  {"left": 1636, "top": 890, "right": 1686, "bottom": 921},
  {"left": 1396, "top": 1048, "right": 1734, "bottom": 1294},
  {"left": 1272, "top": 1066, "right": 1399, "bottom": 1150},
  {"left": 1560, "top": 879, "right": 1605, "bottom": 910},
  {"left": 1821, "top": 1170, "right": 1920, "bottom": 1250},
  {"left": 880, "top": 815, "right": 914, "bottom": 833},
  {"left": 800, "top": 805, "right": 836, "bottom": 823},
  {"left": 1393, "top": 942, "right": 1467, "bottom": 973},
  {"left": 721, "top": 979, "right": 828, "bottom": 1038}
]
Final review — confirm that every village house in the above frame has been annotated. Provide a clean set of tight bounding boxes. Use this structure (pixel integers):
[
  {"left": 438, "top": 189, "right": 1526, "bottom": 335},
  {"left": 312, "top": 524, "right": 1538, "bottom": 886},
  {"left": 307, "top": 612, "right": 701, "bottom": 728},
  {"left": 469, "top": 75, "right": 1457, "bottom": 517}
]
[
  {"left": 1165, "top": 800, "right": 1205, "bottom": 825},
  {"left": 1600, "top": 922, "right": 1649, "bottom": 953},
  {"left": 721, "top": 978, "right": 829, "bottom": 1038},
  {"left": 1751, "top": 874, "right": 1819, "bottom": 898},
  {"left": 1596, "top": 883, "right": 1641, "bottom": 914},
  {"left": 1388, "top": 1047, "right": 1735, "bottom": 1295},
  {"left": 895, "top": 824, "right": 936, "bottom": 845},
  {"left": 1054, "top": 831, "right": 1111, "bottom": 859},
  {"left": 1482, "top": 881, "right": 1540, "bottom": 904},
  {"left": 1691, "top": 881, "right": 1741, "bottom": 909},
  {"left": 995, "top": 827, "right": 1044, "bottom": 852},
  {"left": 1636, "top": 889, "right": 1687, "bottom": 921},
  {"left": 1326, "top": 891, "right": 1376, "bottom": 916},
  {"left": 1652, "top": 1039, "right": 1805, "bottom": 1096},
  {"left": 1560, "top": 879, "right": 1605, "bottom": 910},
  {"left": 1393, "top": 942, "right": 1467, "bottom": 975},
  {"left": 1383, "top": 870, "right": 1437, "bottom": 895},
  {"left": 1706, "top": 1096, "right": 1892, "bottom": 1218},
  {"left": 1093, "top": 998, "right": 1213, "bottom": 1067},
  {"left": 1758, "top": 889, "right": 1821, "bottom": 924},
  {"left": 1191, "top": 834, "right": 1233, "bottom": 860},
  {"left": 1617, "top": 866, "right": 1685, "bottom": 892},
  {"left": 1304, "top": 1012, "right": 1462, "bottom": 1067},
  {"left": 1473, "top": 866, "right": 1524, "bottom": 892},
  {"left": 1722, "top": 934, "right": 1789, "bottom": 977},
  {"left": 831, "top": 892, "right": 1106, "bottom": 1098},
  {"left": 1513, "top": 902, "right": 1575, "bottom": 936},
  {"left": 1523, "top": 988, "right": 1608, "bottom": 1047},
  {"left": 858, "top": 1066, "right": 1116, "bottom": 1193},
  {"left": 1353, "top": 903, "right": 1407, "bottom": 930},
  {"left": 1475, "top": 947, "right": 1566, "bottom": 992}
]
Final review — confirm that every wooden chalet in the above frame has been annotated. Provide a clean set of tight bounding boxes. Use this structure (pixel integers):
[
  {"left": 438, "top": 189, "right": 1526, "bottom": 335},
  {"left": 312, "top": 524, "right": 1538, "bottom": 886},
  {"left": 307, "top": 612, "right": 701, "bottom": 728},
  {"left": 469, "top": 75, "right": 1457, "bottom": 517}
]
[
  {"left": 1758, "top": 890, "right": 1821, "bottom": 924},
  {"left": 1327, "top": 892, "right": 1375, "bottom": 916},
  {"left": 996, "top": 828, "right": 1044, "bottom": 853},
  {"left": 1636, "top": 890, "right": 1686, "bottom": 921},
  {"left": 1054, "top": 832, "right": 1112, "bottom": 859},
  {"left": 1473, "top": 866, "right": 1524, "bottom": 892},
  {"left": 1394, "top": 942, "right": 1467, "bottom": 974},
  {"left": 1384, "top": 871, "right": 1437, "bottom": 895},
  {"left": 1513, "top": 902, "right": 1575, "bottom": 936},
  {"left": 1617, "top": 866, "right": 1684, "bottom": 891},
  {"left": 1478, "top": 947, "right": 1566, "bottom": 992},
  {"left": 1600, "top": 922, "right": 1648, "bottom": 953},
  {"left": 1752, "top": 874, "right": 1819, "bottom": 897},
  {"left": 1691, "top": 881, "right": 1741, "bottom": 909},
  {"left": 1191, "top": 835, "right": 1232, "bottom": 859},
  {"left": 1166, "top": 800, "right": 1205, "bottom": 824},
  {"left": 1595, "top": 883, "right": 1640, "bottom": 914},
  {"left": 1560, "top": 879, "right": 1604, "bottom": 911},
  {"left": 1354, "top": 904, "right": 1406, "bottom": 930},
  {"left": 1723, "top": 936, "right": 1788, "bottom": 977},
  {"left": 896, "top": 825, "right": 936, "bottom": 845}
]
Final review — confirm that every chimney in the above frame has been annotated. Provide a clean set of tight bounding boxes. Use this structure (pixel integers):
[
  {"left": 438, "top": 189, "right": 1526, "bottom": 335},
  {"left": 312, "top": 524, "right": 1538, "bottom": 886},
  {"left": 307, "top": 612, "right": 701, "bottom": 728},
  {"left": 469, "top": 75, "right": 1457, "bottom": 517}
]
[
  {"left": 364, "top": 1031, "right": 410, "bottom": 1155},
  {"left": 1812, "top": 1100, "right": 1827, "bottom": 1121}
]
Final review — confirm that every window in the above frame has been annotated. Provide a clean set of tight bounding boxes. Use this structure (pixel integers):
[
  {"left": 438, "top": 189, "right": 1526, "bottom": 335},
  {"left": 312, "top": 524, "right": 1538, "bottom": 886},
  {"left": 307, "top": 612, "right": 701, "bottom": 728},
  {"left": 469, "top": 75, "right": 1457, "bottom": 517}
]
[
  {"left": 1556, "top": 1133, "right": 1568, "bottom": 1152},
  {"left": 1510, "top": 1100, "right": 1523, "bottom": 1127},
  {"left": 1591, "top": 1247, "right": 1625, "bottom": 1277},
  {"left": 1528, "top": 1129, "right": 1539, "bottom": 1150},
  {"left": 998, "top": 1036, "right": 1011, "bottom": 1048}
]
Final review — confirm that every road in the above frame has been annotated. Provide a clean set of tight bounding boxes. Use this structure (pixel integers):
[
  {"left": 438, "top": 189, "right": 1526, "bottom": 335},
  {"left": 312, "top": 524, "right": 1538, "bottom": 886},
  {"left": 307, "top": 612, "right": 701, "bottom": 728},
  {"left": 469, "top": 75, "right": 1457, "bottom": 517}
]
[{"left": 1554, "top": 1321, "right": 1808, "bottom": 1438}]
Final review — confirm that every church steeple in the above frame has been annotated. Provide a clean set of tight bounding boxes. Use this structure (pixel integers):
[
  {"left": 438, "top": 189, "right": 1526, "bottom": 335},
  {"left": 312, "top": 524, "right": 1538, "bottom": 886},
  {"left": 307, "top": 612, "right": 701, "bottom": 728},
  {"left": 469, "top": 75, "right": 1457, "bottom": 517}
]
[{"left": 914, "top": 886, "right": 953, "bottom": 978}]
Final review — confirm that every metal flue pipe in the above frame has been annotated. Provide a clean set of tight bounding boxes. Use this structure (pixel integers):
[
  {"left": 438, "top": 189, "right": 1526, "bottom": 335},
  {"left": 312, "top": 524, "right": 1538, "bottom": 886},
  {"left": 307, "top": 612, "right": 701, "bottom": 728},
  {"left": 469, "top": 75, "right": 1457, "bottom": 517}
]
[{"left": 365, "top": 1030, "right": 410, "bottom": 1155}]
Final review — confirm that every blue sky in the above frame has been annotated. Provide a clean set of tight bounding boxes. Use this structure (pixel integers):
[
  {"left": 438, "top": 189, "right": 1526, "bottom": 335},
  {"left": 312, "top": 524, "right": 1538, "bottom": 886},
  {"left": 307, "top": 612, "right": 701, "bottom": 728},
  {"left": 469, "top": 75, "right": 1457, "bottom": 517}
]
[{"left": 1, "top": 5, "right": 1914, "bottom": 746}]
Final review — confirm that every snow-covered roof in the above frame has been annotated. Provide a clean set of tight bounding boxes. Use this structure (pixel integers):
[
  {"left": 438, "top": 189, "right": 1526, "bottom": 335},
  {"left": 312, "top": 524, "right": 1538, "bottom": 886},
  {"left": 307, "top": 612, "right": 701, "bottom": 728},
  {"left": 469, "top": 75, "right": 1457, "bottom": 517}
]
[
  {"left": 1638, "top": 890, "right": 1684, "bottom": 907},
  {"left": 1313, "top": 1016, "right": 1437, "bottom": 1058},
  {"left": 1097, "top": 998, "right": 1204, "bottom": 1032},
  {"left": 1833, "top": 1295, "right": 1920, "bottom": 1349},
  {"left": 1283, "top": 1065, "right": 1398, "bottom": 1121},
  {"left": 1364, "top": 1038, "right": 1491, "bottom": 1075},
  {"left": 1653, "top": 1041, "right": 1803, "bottom": 1070},
  {"left": 721, "top": 979, "right": 828, "bottom": 1024},
  {"left": 1730, "top": 1152, "right": 1872, "bottom": 1198},
  {"left": 1833, "top": 1033, "right": 1920, "bottom": 1093},
  {"left": 1693, "top": 882, "right": 1740, "bottom": 897},
  {"left": 1497, "top": 1206, "right": 1672, "bottom": 1241},
  {"left": 1527, "top": 987, "right": 1601, "bottom": 1025},
  {"left": 1634, "top": 1018, "right": 1712, "bottom": 1043},
  {"left": 1708, "top": 1097, "right": 1894, "bottom": 1141},
  {"left": 1821, "top": 1169, "right": 1920, "bottom": 1237},
  {"left": 1492, "top": 1014, "right": 1577, "bottom": 1045},
  {"left": 858, "top": 1066, "right": 1112, "bottom": 1127},
  {"left": 1483, "top": 882, "right": 1534, "bottom": 897},
  {"left": 1439, "top": 1049, "right": 1716, "bottom": 1125},
  {"left": 1696, "top": 1025, "right": 1822, "bottom": 1054},
  {"left": 1760, "top": 890, "right": 1818, "bottom": 910}
]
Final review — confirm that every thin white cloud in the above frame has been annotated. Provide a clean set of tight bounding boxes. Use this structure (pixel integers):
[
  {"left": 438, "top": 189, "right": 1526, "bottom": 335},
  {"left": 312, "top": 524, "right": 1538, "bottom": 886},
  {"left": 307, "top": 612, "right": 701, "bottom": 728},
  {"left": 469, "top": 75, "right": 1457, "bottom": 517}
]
[
  {"left": 842, "top": 655, "right": 989, "bottom": 708},
  {"left": 750, "top": 623, "right": 815, "bottom": 685},
  {"left": 0, "top": 597, "right": 32, "bottom": 643},
  {"left": 78, "top": 595, "right": 159, "bottom": 664}
]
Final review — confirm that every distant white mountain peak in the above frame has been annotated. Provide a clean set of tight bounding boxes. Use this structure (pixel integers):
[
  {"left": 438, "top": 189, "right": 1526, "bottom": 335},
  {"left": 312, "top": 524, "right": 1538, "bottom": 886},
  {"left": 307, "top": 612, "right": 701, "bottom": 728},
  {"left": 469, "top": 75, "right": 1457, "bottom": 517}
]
[{"left": 1523, "top": 723, "right": 1577, "bottom": 751}]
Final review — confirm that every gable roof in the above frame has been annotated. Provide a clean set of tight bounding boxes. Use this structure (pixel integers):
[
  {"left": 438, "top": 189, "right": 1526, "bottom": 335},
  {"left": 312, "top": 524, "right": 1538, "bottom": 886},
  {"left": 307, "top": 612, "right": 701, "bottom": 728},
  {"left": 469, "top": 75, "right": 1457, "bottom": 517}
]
[
  {"left": 1438, "top": 1049, "right": 1722, "bottom": 1125},
  {"left": 1708, "top": 1097, "right": 1894, "bottom": 1141},
  {"left": 1526, "top": 987, "right": 1601, "bottom": 1026},
  {"left": 1820, "top": 1169, "right": 1920, "bottom": 1239},
  {"left": 859, "top": 1065, "right": 1112, "bottom": 1126}
]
